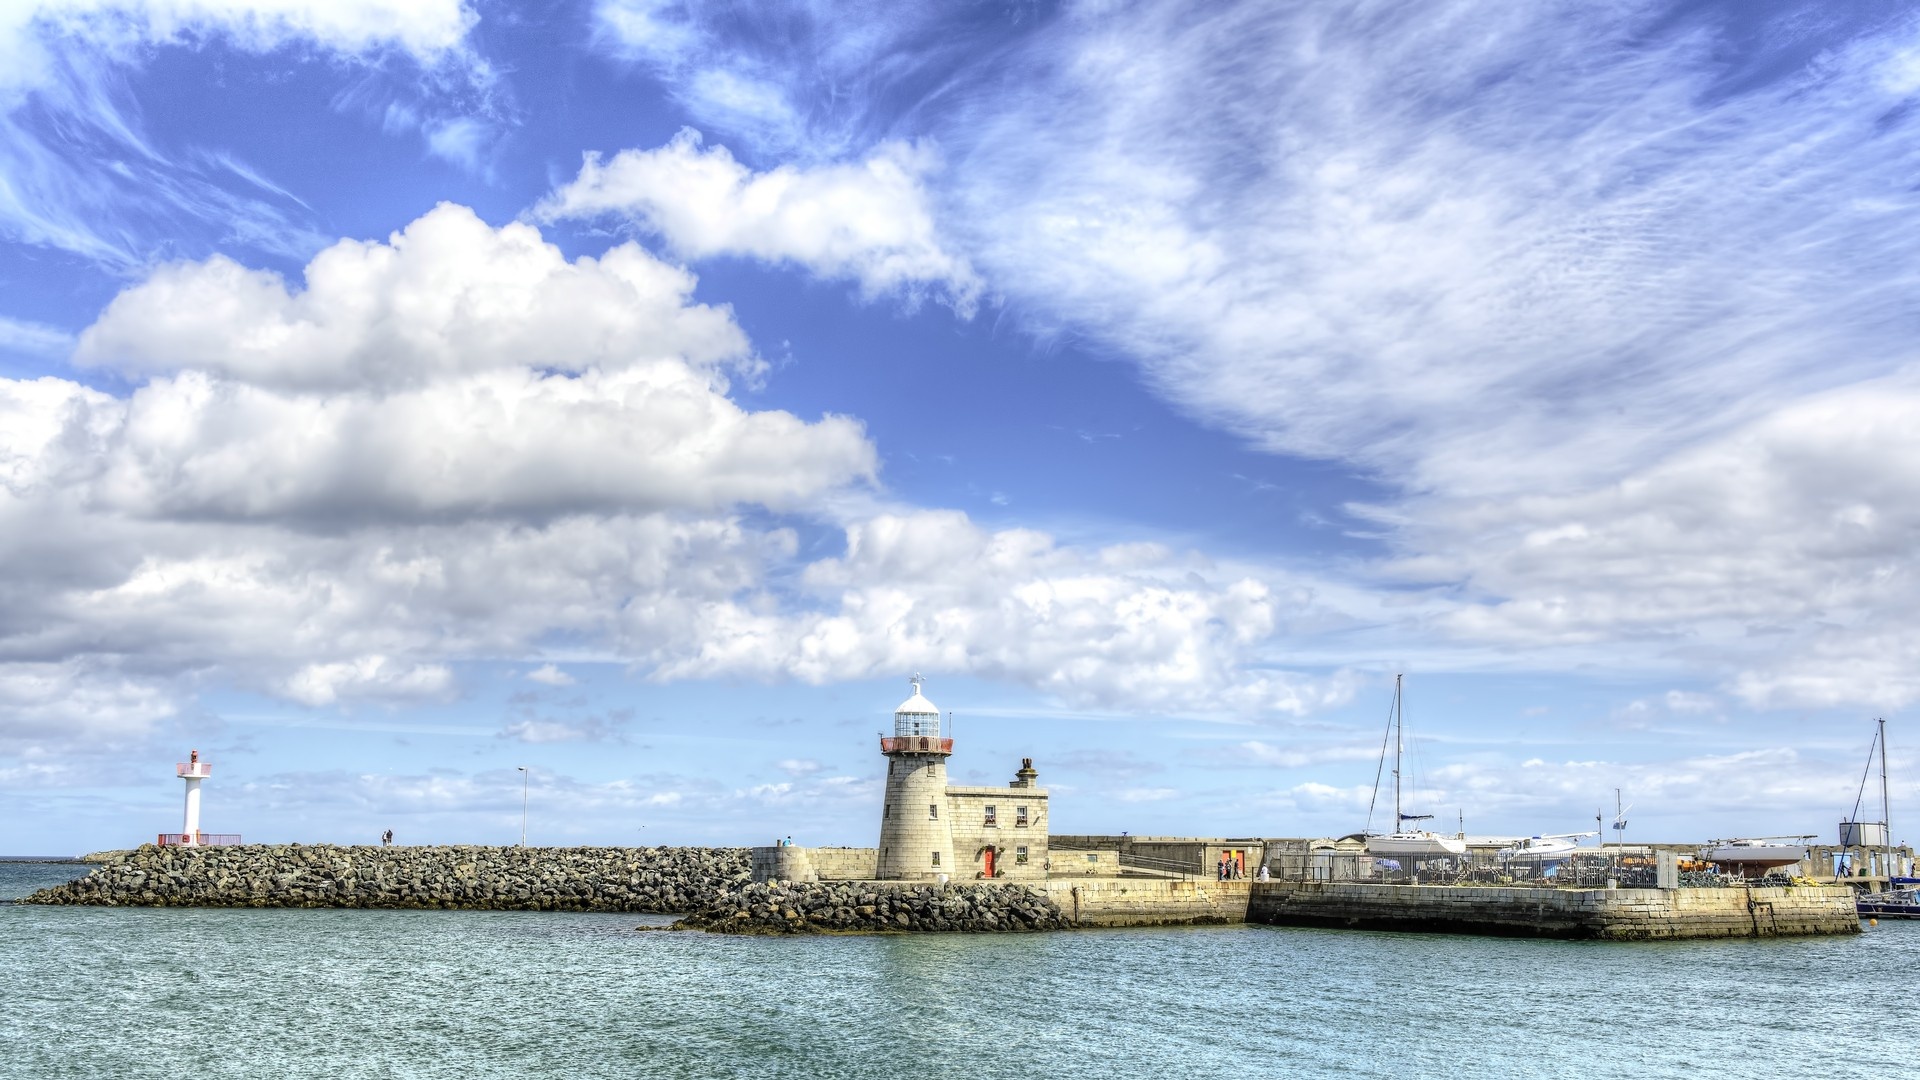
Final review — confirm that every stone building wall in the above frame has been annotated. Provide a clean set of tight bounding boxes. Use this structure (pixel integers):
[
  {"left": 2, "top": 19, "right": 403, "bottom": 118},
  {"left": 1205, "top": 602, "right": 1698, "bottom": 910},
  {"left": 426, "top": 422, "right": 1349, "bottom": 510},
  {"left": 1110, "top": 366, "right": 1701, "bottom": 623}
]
[{"left": 946, "top": 785, "right": 1049, "bottom": 880}]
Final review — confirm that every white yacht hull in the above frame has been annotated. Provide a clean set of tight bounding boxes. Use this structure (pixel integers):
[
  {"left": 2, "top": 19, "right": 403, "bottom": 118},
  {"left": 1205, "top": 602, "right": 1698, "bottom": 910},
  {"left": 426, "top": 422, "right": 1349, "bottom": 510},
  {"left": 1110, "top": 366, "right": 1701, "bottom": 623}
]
[
  {"left": 1367, "top": 833, "right": 1468, "bottom": 857},
  {"left": 1498, "top": 837, "right": 1580, "bottom": 863},
  {"left": 1701, "top": 843, "right": 1807, "bottom": 869}
]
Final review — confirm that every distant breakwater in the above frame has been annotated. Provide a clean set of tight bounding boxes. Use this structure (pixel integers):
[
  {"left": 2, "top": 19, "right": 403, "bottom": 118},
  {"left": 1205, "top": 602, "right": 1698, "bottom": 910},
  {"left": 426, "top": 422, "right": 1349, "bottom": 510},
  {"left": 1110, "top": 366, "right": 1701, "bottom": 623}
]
[
  {"left": 670, "top": 879, "right": 1072, "bottom": 934},
  {"left": 20, "top": 845, "right": 750, "bottom": 911}
]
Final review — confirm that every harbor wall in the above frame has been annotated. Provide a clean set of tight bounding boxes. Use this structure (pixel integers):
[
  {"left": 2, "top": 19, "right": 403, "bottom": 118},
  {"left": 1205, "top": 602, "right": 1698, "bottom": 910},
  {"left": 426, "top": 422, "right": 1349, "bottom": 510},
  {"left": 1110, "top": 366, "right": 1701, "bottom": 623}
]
[
  {"left": 749, "top": 846, "right": 878, "bottom": 883},
  {"left": 1247, "top": 882, "right": 1860, "bottom": 939},
  {"left": 21, "top": 844, "right": 750, "bottom": 911},
  {"left": 1042, "top": 878, "right": 1252, "bottom": 926}
]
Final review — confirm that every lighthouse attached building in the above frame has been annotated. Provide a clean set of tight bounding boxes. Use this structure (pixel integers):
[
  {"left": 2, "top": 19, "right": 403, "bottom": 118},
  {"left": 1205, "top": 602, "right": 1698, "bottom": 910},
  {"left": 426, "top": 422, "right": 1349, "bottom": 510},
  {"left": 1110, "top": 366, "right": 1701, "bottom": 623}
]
[{"left": 755, "top": 676, "right": 1050, "bottom": 884}]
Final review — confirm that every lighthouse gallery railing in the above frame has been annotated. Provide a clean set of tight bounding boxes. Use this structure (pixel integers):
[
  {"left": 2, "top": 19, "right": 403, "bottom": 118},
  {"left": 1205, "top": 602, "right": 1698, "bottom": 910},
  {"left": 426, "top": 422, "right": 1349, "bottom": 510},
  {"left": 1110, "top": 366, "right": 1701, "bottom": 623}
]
[{"left": 879, "top": 736, "right": 953, "bottom": 754}]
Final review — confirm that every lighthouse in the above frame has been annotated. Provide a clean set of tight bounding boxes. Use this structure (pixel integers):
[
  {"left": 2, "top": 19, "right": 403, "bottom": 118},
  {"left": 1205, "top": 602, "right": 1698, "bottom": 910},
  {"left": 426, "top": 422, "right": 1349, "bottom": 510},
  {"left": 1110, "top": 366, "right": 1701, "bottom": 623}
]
[
  {"left": 876, "top": 675, "right": 955, "bottom": 880},
  {"left": 175, "top": 749, "right": 211, "bottom": 846},
  {"left": 160, "top": 749, "right": 237, "bottom": 847}
]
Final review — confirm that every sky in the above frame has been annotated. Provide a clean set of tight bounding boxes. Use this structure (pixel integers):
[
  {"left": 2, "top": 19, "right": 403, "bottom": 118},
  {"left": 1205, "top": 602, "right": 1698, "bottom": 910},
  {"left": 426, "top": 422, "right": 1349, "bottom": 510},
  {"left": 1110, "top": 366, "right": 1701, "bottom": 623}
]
[{"left": 2, "top": 0, "right": 1917, "bottom": 855}]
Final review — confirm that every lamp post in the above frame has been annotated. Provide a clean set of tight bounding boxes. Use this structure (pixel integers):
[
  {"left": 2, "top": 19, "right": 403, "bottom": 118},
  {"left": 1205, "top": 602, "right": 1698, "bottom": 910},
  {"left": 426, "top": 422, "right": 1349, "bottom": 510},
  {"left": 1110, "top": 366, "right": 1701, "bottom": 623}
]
[{"left": 517, "top": 766, "right": 528, "bottom": 847}]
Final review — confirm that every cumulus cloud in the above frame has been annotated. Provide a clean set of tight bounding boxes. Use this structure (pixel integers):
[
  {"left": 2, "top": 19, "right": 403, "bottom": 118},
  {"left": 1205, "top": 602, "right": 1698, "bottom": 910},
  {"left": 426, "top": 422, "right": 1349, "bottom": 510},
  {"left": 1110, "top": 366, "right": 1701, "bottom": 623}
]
[
  {"left": 49, "top": 204, "right": 875, "bottom": 523},
  {"left": 0, "top": 206, "right": 884, "bottom": 721},
  {"left": 539, "top": 130, "right": 981, "bottom": 313},
  {"left": 647, "top": 509, "right": 1359, "bottom": 718},
  {"left": 2, "top": 202, "right": 1365, "bottom": 745}
]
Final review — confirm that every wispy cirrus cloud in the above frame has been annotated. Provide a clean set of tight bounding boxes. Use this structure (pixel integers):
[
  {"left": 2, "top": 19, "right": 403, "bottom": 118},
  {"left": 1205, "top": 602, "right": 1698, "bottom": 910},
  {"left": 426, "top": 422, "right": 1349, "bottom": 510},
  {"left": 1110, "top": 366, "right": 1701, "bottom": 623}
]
[
  {"left": 589, "top": 1, "right": 1920, "bottom": 712},
  {"left": 0, "top": 0, "right": 480, "bottom": 267}
]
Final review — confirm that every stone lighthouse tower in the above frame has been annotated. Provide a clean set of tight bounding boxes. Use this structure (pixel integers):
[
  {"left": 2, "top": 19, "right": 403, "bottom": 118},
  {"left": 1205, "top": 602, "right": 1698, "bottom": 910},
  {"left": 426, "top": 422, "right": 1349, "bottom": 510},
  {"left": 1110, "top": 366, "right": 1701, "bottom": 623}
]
[{"left": 876, "top": 674, "right": 955, "bottom": 881}]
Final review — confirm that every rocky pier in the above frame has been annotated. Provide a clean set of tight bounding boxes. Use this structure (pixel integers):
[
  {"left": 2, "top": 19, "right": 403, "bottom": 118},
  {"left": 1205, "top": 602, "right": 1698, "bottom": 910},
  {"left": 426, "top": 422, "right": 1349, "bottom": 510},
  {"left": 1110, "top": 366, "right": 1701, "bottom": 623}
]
[
  {"left": 670, "top": 879, "right": 1072, "bottom": 934},
  {"left": 20, "top": 844, "right": 750, "bottom": 911}
]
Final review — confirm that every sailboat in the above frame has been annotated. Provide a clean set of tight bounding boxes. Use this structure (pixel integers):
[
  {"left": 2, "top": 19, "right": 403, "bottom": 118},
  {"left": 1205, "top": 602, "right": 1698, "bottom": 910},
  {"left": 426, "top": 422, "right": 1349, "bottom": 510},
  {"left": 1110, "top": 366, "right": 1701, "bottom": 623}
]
[
  {"left": 1496, "top": 832, "right": 1596, "bottom": 865},
  {"left": 1365, "top": 675, "right": 1468, "bottom": 858},
  {"left": 1845, "top": 718, "right": 1919, "bottom": 918}
]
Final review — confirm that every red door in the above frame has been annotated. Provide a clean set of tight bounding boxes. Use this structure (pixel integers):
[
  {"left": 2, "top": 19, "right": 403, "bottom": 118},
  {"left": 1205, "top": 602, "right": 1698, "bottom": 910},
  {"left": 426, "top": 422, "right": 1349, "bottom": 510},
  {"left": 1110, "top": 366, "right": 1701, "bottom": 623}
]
[{"left": 984, "top": 848, "right": 996, "bottom": 877}]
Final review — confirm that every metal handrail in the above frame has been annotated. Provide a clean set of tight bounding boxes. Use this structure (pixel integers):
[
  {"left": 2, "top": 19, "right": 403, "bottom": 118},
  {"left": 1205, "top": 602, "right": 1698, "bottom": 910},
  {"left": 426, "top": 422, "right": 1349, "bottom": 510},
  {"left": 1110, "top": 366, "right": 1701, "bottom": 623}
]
[{"left": 879, "top": 736, "right": 954, "bottom": 754}]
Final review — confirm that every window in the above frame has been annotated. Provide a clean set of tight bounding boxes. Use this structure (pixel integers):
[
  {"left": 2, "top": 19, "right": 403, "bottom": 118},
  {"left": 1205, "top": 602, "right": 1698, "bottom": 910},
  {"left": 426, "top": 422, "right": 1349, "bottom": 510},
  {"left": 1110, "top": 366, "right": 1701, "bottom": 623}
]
[
  {"left": 1086, "top": 853, "right": 1098, "bottom": 863},
  {"left": 931, "top": 851, "right": 941, "bottom": 867},
  {"left": 984, "top": 805, "right": 997, "bottom": 826},
  {"left": 1015, "top": 806, "right": 1029, "bottom": 827},
  {"left": 1015, "top": 846, "right": 1029, "bottom": 865},
  {"left": 928, "top": 803, "right": 939, "bottom": 820}
]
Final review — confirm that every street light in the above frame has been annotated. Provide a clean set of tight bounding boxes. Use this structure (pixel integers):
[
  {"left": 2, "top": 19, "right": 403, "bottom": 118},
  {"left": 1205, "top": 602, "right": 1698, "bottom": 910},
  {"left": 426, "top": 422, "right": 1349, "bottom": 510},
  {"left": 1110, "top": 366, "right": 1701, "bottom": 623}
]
[{"left": 517, "top": 766, "right": 528, "bottom": 847}]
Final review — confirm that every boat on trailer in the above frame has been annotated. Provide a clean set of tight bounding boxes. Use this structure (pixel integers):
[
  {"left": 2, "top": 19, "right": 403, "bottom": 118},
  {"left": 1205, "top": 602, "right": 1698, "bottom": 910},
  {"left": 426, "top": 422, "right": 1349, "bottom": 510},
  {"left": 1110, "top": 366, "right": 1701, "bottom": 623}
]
[{"left": 1699, "top": 838, "right": 1812, "bottom": 874}]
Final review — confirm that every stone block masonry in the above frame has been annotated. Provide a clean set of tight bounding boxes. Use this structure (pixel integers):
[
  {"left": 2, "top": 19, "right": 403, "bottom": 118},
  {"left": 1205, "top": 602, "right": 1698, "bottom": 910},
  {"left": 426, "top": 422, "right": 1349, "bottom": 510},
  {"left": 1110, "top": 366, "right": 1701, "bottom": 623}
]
[
  {"left": 21, "top": 844, "right": 750, "bottom": 911},
  {"left": 1247, "top": 882, "right": 1861, "bottom": 939}
]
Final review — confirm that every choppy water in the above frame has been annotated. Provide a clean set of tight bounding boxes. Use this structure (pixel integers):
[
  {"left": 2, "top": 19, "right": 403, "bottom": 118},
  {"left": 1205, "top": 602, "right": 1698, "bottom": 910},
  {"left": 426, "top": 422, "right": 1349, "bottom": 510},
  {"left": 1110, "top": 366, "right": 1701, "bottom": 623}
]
[{"left": 4, "top": 861, "right": 1912, "bottom": 1078}]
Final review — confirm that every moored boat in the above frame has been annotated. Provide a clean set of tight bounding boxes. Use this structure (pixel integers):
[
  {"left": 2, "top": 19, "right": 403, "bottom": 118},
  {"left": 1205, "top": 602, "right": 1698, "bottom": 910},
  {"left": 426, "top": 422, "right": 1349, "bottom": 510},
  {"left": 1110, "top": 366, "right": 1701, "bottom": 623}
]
[{"left": 1362, "top": 675, "right": 1467, "bottom": 860}]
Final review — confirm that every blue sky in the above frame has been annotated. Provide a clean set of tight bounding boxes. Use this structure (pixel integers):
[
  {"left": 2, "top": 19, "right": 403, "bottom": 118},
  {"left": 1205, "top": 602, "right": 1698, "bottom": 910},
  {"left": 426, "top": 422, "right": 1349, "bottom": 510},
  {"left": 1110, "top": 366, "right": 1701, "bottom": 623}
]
[{"left": 3, "top": 0, "right": 1917, "bottom": 855}]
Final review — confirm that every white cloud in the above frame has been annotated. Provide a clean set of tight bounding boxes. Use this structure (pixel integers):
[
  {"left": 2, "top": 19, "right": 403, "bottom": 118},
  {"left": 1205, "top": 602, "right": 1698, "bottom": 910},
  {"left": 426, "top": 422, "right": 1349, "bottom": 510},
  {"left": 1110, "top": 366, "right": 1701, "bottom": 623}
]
[
  {"left": 0, "top": 207, "right": 883, "bottom": 719},
  {"left": 1392, "top": 378, "right": 1920, "bottom": 708},
  {"left": 76, "top": 203, "right": 749, "bottom": 390},
  {"left": 576, "top": 2, "right": 1920, "bottom": 717},
  {"left": 49, "top": 204, "right": 875, "bottom": 522},
  {"left": 0, "top": 659, "right": 177, "bottom": 749},
  {"left": 498, "top": 714, "right": 625, "bottom": 744},
  {"left": 917, "top": 3, "right": 1920, "bottom": 499},
  {"left": 0, "top": 0, "right": 477, "bottom": 265},
  {"left": 6, "top": 0, "right": 472, "bottom": 82},
  {"left": 525, "top": 663, "right": 574, "bottom": 687},
  {"left": 1234, "top": 740, "right": 1380, "bottom": 770},
  {"left": 282, "top": 656, "right": 453, "bottom": 707},
  {"left": 646, "top": 508, "right": 1358, "bottom": 718},
  {"left": 540, "top": 130, "right": 981, "bottom": 313},
  {"left": 0, "top": 315, "right": 72, "bottom": 359}
]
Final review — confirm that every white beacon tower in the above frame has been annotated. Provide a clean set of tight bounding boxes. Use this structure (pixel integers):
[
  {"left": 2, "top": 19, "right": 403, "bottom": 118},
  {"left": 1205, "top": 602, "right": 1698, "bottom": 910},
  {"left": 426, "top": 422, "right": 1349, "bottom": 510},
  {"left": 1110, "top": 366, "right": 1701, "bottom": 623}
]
[
  {"left": 176, "top": 749, "right": 211, "bottom": 846},
  {"left": 876, "top": 674, "right": 955, "bottom": 881}
]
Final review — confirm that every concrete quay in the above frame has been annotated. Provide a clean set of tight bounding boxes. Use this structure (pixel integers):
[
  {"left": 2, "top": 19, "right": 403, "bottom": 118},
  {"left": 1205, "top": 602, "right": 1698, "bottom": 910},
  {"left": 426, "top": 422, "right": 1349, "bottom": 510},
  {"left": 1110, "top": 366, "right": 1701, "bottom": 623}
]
[{"left": 1245, "top": 881, "right": 1861, "bottom": 940}]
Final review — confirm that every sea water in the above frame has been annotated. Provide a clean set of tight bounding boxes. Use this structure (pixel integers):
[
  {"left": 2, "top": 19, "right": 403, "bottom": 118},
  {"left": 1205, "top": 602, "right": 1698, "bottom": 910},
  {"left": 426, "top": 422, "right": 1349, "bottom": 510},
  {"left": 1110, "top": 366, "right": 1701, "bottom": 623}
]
[{"left": 4, "top": 861, "right": 1912, "bottom": 1079}]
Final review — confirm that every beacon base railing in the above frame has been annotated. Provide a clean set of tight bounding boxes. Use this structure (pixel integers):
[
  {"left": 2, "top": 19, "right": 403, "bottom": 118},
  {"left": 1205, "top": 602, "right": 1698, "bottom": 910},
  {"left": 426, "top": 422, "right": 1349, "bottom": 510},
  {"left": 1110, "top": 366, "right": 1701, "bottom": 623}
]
[{"left": 156, "top": 833, "right": 243, "bottom": 847}]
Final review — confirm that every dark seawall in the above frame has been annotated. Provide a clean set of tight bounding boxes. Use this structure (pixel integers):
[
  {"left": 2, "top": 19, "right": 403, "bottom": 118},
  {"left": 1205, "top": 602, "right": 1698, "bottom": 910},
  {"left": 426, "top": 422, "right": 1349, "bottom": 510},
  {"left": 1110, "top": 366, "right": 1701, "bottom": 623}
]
[{"left": 20, "top": 844, "right": 750, "bottom": 911}]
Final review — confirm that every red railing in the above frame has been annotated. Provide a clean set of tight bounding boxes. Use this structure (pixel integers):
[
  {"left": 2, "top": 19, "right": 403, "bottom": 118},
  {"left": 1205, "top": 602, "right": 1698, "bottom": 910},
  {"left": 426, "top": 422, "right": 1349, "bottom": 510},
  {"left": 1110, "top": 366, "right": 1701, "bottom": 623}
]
[
  {"left": 156, "top": 833, "right": 243, "bottom": 847},
  {"left": 177, "top": 762, "right": 212, "bottom": 778},
  {"left": 879, "top": 736, "right": 954, "bottom": 755}
]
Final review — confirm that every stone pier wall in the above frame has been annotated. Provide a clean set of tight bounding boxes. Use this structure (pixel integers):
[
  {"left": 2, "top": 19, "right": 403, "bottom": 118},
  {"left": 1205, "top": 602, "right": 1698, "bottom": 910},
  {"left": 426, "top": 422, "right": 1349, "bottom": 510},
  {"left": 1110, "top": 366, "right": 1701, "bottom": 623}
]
[
  {"left": 20, "top": 844, "right": 750, "bottom": 911},
  {"left": 1248, "top": 882, "right": 1860, "bottom": 939},
  {"left": 1042, "top": 879, "right": 1252, "bottom": 927}
]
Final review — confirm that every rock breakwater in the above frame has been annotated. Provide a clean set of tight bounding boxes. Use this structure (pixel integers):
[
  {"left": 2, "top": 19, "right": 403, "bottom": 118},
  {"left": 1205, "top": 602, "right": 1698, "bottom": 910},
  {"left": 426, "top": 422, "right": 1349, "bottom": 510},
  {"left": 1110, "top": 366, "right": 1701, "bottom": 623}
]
[
  {"left": 671, "top": 879, "right": 1071, "bottom": 934},
  {"left": 21, "top": 844, "right": 749, "bottom": 910}
]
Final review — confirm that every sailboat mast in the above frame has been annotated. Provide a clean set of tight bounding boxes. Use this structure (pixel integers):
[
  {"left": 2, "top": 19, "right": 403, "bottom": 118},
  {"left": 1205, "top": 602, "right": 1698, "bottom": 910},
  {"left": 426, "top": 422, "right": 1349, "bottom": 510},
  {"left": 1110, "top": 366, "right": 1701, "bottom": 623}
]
[
  {"left": 1880, "top": 717, "right": 1893, "bottom": 883},
  {"left": 1393, "top": 674, "right": 1404, "bottom": 832}
]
